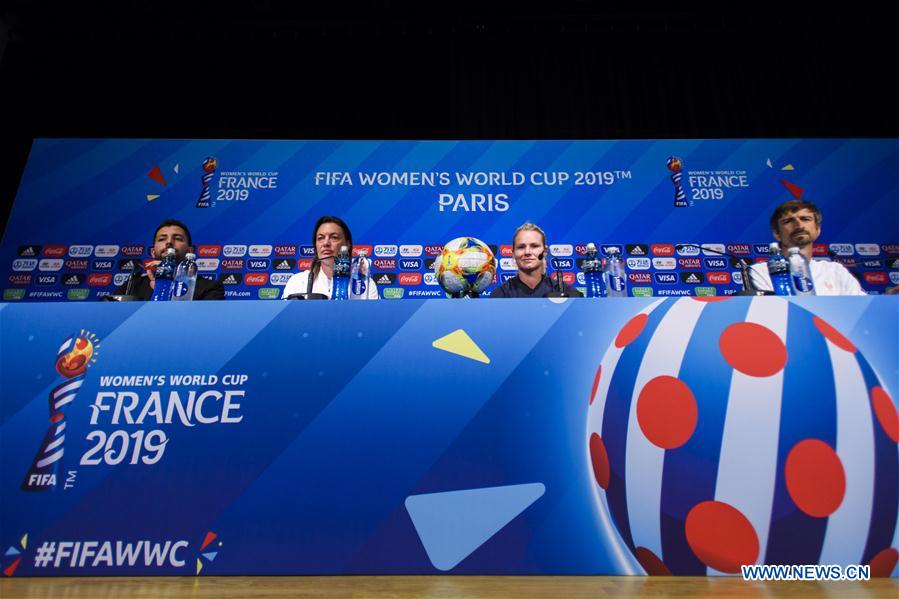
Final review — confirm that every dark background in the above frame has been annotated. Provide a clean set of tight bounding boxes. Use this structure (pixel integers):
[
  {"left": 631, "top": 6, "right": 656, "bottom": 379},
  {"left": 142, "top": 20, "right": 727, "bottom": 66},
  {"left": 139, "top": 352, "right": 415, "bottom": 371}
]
[{"left": 1, "top": 2, "right": 896, "bottom": 235}]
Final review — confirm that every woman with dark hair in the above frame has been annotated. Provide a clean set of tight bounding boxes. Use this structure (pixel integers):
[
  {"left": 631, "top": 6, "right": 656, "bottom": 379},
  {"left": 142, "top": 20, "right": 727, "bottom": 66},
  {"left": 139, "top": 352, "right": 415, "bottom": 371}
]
[{"left": 282, "top": 216, "right": 379, "bottom": 299}]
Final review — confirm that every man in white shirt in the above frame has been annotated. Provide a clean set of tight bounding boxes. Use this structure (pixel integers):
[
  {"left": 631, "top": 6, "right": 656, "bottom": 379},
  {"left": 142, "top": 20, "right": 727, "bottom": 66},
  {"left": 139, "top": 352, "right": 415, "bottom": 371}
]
[
  {"left": 282, "top": 216, "right": 379, "bottom": 299},
  {"left": 749, "top": 200, "right": 866, "bottom": 296}
]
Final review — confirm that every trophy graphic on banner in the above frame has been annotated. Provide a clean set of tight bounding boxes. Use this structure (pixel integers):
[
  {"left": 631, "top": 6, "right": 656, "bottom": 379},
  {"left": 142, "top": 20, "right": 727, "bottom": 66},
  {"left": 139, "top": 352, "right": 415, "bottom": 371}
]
[
  {"left": 20, "top": 332, "right": 100, "bottom": 492},
  {"left": 667, "top": 156, "right": 689, "bottom": 208},
  {"left": 196, "top": 157, "right": 217, "bottom": 208}
]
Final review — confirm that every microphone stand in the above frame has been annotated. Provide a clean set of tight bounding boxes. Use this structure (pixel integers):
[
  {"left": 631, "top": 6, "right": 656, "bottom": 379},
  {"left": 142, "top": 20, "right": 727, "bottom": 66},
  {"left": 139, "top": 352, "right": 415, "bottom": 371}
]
[
  {"left": 674, "top": 244, "right": 772, "bottom": 296},
  {"left": 544, "top": 247, "right": 572, "bottom": 298},
  {"left": 101, "top": 261, "right": 142, "bottom": 301},
  {"left": 286, "top": 257, "right": 329, "bottom": 300}
]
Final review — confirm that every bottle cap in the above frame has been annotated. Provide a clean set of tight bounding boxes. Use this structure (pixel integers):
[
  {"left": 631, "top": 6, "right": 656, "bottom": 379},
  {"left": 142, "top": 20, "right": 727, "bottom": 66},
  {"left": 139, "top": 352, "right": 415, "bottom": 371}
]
[
  {"left": 586, "top": 242, "right": 596, "bottom": 252},
  {"left": 164, "top": 248, "right": 177, "bottom": 258},
  {"left": 787, "top": 247, "right": 800, "bottom": 254},
  {"left": 185, "top": 253, "right": 196, "bottom": 261}
]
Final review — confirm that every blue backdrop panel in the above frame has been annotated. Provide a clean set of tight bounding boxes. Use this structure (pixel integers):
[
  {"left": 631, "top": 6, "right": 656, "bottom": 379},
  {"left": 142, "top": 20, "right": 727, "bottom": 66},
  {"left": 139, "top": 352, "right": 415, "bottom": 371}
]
[
  {"left": 2, "top": 139, "right": 898, "bottom": 302},
  {"left": 0, "top": 297, "right": 896, "bottom": 576}
]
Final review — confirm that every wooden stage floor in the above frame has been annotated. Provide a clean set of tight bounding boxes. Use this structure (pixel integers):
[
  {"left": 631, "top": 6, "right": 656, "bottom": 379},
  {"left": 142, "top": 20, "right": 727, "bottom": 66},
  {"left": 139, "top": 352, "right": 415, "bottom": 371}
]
[{"left": 1, "top": 576, "right": 897, "bottom": 598}]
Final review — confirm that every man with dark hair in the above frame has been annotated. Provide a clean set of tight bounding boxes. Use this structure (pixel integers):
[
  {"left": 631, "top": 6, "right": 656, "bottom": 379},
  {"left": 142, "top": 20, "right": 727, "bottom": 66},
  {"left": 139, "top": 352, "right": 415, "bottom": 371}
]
[
  {"left": 113, "top": 219, "right": 225, "bottom": 300},
  {"left": 749, "top": 200, "right": 865, "bottom": 295}
]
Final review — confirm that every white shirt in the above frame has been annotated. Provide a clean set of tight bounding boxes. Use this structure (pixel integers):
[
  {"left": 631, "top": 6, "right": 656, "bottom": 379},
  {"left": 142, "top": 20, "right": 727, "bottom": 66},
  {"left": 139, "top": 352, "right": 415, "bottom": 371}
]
[
  {"left": 748, "top": 259, "right": 866, "bottom": 296},
  {"left": 281, "top": 269, "right": 380, "bottom": 300}
]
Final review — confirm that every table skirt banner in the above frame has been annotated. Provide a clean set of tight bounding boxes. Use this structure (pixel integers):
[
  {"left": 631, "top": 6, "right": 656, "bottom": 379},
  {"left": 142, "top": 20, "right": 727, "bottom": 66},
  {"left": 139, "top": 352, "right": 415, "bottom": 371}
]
[
  {"left": 0, "top": 297, "right": 897, "bottom": 576},
  {"left": 2, "top": 138, "right": 898, "bottom": 302}
]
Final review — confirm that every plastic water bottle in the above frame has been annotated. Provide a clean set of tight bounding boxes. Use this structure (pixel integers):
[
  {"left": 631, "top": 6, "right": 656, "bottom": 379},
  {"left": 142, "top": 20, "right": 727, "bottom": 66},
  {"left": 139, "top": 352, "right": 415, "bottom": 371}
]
[
  {"left": 150, "top": 248, "right": 177, "bottom": 301},
  {"left": 331, "top": 245, "right": 351, "bottom": 300},
  {"left": 350, "top": 250, "right": 370, "bottom": 300},
  {"left": 604, "top": 247, "right": 627, "bottom": 297},
  {"left": 766, "top": 242, "right": 794, "bottom": 296},
  {"left": 787, "top": 247, "right": 816, "bottom": 295},
  {"left": 582, "top": 242, "right": 606, "bottom": 298},
  {"left": 172, "top": 252, "right": 198, "bottom": 301}
]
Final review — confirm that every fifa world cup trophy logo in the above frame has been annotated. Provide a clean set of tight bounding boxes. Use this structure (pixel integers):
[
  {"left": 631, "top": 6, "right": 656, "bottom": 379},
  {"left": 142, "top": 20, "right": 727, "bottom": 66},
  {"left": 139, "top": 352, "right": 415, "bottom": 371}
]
[
  {"left": 21, "top": 332, "right": 100, "bottom": 492},
  {"left": 196, "top": 157, "right": 217, "bottom": 208},
  {"left": 667, "top": 156, "right": 689, "bottom": 208}
]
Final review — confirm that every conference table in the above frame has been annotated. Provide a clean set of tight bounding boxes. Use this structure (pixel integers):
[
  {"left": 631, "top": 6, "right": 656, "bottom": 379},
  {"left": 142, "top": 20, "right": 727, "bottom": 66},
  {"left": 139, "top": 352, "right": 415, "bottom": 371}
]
[{"left": 1, "top": 296, "right": 896, "bottom": 578}]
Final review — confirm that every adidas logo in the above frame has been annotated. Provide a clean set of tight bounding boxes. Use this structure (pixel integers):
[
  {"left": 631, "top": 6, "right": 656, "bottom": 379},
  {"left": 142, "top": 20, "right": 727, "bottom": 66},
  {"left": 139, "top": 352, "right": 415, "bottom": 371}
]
[
  {"left": 221, "top": 274, "right": 239, "bottom": 285},
  {"left": 20, "top": 247, "right": 36, "bottom": 256},
  {"left": 686, "top": 274, "right": 700, "bottom": 283}
]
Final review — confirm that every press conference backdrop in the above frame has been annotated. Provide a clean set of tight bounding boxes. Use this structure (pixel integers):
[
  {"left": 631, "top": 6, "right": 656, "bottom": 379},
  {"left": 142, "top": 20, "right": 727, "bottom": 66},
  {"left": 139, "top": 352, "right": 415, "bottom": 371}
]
[
  {"left": 1, "top": 138, "right": 898, "bottom": 301},
  {"left": 1, "top": 297, "right": 897, "bottom": 576}
]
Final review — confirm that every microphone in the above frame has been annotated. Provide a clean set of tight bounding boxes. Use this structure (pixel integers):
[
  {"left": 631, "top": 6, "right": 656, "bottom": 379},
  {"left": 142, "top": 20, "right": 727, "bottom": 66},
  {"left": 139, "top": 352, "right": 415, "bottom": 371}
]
[
  {"left": 124, "top": 261, "right": 140, "bottom": 296},
  {"left": 674, "top": 244, "right": 769, "bottom": 295}
]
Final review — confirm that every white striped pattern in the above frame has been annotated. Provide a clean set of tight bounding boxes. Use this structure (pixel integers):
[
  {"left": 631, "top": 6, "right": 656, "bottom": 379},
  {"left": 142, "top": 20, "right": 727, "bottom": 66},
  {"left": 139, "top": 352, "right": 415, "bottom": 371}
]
[
  {"left": 818, "top": 340, "right": 875, "bottom": 566},
  {"left": 588, "top": 298, "right": 667, "bottom": 575},
  {"left": 712, "top": 297, "right": 789, "bottom": 573},
  {"left": 625, "top": 298, "right": 707, "bottom": 559}
]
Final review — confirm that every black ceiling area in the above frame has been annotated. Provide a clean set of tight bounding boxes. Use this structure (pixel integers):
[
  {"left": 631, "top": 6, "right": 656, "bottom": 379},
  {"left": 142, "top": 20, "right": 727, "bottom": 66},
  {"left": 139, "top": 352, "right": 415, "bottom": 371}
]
[{"left": 1, "top": 2, "right": 896, "bottom": 228}]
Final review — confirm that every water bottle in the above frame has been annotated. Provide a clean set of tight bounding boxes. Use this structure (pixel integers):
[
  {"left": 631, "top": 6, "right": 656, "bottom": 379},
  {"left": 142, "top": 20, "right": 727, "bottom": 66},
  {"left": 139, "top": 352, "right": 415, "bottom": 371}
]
[
  {"left": 766, "top": 242, "right": 794, "bottom": 296},
  {"left": 150, "top": 248, "right": 177, "bottom": 301},
  {"left": 331, "top": 245, "right": 351, "bottom": 300},
  {"left": 787, "top": 247, "right": 816, "bottom": 295},
  {"left": 604, "top": 247, "right": 627, "bottom": 297},
  {"left": 350, "top": 250, "right": 370, "bottom": 300},
  {"left": 582, "top": 242, "right": 606, "bottom": 298},
  {"left": 172, "top": 252, "right": 198, "bottom": 301}
]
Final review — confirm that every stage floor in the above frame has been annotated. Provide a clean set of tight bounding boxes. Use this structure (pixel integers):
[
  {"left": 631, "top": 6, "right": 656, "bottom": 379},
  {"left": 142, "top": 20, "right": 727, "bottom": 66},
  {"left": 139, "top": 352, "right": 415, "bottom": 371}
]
[{"left": 1, "top": 576, "right": 897, "bottom": 598}]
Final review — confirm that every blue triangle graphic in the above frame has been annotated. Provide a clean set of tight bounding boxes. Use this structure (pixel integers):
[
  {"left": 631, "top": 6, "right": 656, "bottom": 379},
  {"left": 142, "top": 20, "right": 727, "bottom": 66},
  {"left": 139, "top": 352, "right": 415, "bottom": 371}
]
[
  {"left": 5, "top": 546, "right": 21, "bottom": 556},
  {"left": 405, "top": 482, "right": 545, "bottom": 571},
  {"left": 202, "top": 551, "right": 218, "bottom": 562}
]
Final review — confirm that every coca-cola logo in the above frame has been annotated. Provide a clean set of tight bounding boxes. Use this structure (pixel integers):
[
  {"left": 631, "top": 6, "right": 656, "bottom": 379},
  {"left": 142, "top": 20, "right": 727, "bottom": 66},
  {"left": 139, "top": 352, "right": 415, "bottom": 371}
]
[
  {"left": 651, "top": 244, "right": 675, "bottom": 256},
  {"left": 706, "top": 272, "right": 732, "bottom": 285},
  {"left": 198, "top": 245, "right": 222, "bottom": 257},
  {"left": 42, "top": 245, "right": 68, "bottom": 257},
  {"left": 297, "top": 259, "right": 313, "bottom": 270},
  {"left": 88, "top": 274, "right": 114, "bottom": 286},
  {"left": 550, "top": 272, "right": 576, "bottom": 285},
  {"left": 244, "top": 273, "right": 269, "bottom": 286},
  {"left": 398, "top": 273, "right": 423, "bottom": 286},
  {"left": 863, "top": 272, "right": 888, "bottom": 285},
  {"left": 500, "top": 245, "right": 513, "bottom": 257},
  {"left": 352, "top": 245, "right": 373, "bottom": 257},
  {"left": 812, "top": 244, "right": 829, "bottom": 257}
]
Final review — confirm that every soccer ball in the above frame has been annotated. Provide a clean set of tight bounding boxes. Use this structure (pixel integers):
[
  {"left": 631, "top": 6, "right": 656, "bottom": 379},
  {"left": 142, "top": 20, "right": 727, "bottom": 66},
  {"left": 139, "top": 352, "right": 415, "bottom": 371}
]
[{"left": 434, "top": 237, "right": 496, "bottom": 296}]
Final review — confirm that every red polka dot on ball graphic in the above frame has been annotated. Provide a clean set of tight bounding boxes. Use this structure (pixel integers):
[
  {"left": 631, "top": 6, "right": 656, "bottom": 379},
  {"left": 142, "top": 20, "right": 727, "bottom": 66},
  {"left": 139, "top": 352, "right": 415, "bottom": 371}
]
[{"left": 586, "top": 297, "right": 898, "bottom": 575}]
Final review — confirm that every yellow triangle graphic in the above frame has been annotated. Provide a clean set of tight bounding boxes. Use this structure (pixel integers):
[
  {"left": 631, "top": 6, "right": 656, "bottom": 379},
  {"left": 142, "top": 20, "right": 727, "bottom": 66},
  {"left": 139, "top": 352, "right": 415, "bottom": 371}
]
[
  {"left": 781, "top": 164, "right": 795, "bottom": 171},
  {"left": 196, "top": 559, "right": 203, "bottom": 575},
  {"left": 20, "top": 534, "right": 28, "bottom": 550},
  {"left": 432, "top": 329, "right": 490, "bottom": 364},
  {"left": 147, "top": 194, "right": 160, "bottom": 202}
]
